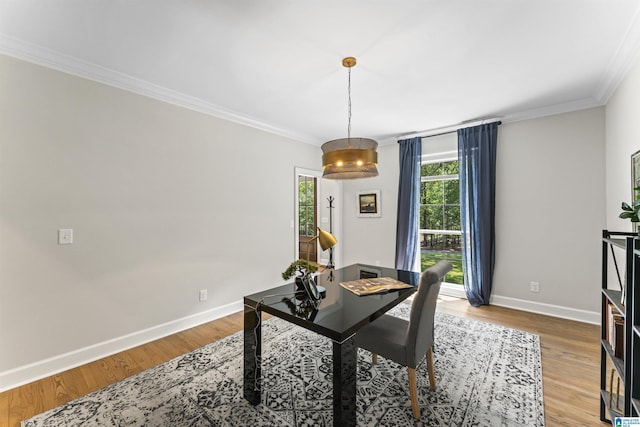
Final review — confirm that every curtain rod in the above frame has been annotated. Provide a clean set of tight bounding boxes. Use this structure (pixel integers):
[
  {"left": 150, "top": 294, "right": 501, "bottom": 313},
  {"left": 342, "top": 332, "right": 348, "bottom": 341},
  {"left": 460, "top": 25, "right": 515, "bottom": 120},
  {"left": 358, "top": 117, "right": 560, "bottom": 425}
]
[{"left": 398, "top": 118, "right": 502, "bottom": 140}]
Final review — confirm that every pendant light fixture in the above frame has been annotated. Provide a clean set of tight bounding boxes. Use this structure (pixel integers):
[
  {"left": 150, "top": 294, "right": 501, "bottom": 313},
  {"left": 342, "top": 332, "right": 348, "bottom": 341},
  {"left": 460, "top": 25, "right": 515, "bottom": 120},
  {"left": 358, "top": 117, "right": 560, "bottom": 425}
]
[{"left": 321, "top": 57, "right": 379, "bottom": 179}]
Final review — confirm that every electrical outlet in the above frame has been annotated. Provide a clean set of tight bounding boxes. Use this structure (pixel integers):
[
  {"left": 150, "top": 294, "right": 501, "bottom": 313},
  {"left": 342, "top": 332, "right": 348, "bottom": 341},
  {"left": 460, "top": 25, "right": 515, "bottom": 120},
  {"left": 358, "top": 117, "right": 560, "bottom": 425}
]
[
  {"left": 58, "top": 229, "right": 73, "bottom": 245},
  {"left": 530, "top": 281, "right": 540, "bottom": 293},
  {"left": 199, "top": 289, "right": 208, "bottom": 302}
]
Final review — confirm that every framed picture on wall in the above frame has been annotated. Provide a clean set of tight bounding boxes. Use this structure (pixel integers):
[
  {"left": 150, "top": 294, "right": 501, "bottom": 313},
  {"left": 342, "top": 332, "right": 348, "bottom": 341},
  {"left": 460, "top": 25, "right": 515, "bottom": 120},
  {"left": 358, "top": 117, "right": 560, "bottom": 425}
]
[
  {"left": 632, "top": 150, "right": 640, "bottom": 233},
  {"left": 357, "top": 190, "right": 381, "bottom": 217}
]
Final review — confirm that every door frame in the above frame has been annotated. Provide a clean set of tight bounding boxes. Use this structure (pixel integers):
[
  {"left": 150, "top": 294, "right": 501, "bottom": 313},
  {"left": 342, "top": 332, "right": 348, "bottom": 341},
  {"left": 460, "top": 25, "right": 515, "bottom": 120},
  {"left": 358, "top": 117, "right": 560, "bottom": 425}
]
[{"left": 294, "top": 167, "right": 342, "bottom": 268}]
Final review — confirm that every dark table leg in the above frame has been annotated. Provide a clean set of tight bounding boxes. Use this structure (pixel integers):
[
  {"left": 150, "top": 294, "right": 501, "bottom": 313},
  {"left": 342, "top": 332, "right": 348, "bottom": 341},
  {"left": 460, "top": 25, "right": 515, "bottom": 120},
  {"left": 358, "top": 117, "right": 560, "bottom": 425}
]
[
  {"left": 243, "top": 304, "right": 261, "bottom": 405},
  {"left": 333, "top": 335, "right": 357, "bottom": 427}
]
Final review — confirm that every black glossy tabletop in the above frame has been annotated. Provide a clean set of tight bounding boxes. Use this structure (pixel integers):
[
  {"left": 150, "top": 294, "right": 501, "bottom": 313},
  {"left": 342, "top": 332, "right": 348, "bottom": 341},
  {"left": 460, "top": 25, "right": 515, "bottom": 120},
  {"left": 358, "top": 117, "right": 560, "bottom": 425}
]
[{"left": 244, "top": 264, "right": 420, "bottom": 342}]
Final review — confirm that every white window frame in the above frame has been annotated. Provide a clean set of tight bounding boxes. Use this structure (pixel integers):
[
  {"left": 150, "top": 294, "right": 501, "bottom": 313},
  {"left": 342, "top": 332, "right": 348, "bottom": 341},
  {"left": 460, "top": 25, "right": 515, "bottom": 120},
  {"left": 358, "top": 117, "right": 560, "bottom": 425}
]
[{"left": 418, "top": 153, "right": 465, "bottom": 297}]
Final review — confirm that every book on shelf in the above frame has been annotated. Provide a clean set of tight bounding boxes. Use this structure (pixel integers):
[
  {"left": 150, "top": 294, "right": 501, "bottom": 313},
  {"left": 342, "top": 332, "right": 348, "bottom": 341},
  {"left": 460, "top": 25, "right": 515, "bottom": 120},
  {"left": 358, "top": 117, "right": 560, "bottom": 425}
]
[
  {"left": 614, "top": 317, "right": 624, "bottom": 358},
  {"left": 607, "top": 301, "right": 625, "bottom": 359},
  {"left": 608, "top": 368, "right": 624, "bottom": 414},
  {"left": 339, "top": 277, "right": 412, "bottom": 296}
]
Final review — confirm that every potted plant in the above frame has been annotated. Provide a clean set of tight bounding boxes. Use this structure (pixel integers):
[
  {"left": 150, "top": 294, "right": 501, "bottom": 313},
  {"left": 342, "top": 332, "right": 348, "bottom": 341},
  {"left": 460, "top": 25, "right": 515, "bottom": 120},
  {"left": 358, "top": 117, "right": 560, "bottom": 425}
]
[
  {"left": 282, "top": 259, "right": 318, "bottom": 290},
  {"left": 619, "top": 186, "right": 640, "bottom": 234}
]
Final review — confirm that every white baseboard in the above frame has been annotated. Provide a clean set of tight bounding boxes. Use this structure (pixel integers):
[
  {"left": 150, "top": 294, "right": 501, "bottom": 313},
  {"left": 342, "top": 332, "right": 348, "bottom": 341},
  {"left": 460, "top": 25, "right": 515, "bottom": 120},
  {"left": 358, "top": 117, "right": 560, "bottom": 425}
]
[
  {"left": 490, "top": 294, "right": 600, "bottom": 325},
  {"left": 0, "top": 300, "right": 243, "bottom": 393},
  {"left": 440, "top": 284, "right": 599, "bottom": 324},
  {"left": 1, "top": 292, "right": 599, "bottom": 392}
]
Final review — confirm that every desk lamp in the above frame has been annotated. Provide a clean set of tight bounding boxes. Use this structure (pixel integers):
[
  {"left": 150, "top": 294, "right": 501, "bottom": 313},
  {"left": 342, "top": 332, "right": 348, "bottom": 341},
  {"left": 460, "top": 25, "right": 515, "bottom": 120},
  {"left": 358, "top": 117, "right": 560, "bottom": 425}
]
[{"left": 304, "top": 227, "right": 337, "bottom": 300}]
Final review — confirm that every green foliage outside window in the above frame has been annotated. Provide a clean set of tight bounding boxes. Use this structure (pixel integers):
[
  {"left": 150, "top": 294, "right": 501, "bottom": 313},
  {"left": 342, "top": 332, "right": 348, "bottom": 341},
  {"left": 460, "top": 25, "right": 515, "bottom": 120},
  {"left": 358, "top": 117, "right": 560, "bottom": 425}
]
[
  {"left": 420, "top": 161, "right": 461, "bottom": 231},
  {"left": 420, "top": 160, "right": 463, "bottom": 284},
  {"left": 298, "top": 178, "right": 315, "bottom": 237},
  {"left": 421, "top": 251, "right": 463, "bottom": 284}
]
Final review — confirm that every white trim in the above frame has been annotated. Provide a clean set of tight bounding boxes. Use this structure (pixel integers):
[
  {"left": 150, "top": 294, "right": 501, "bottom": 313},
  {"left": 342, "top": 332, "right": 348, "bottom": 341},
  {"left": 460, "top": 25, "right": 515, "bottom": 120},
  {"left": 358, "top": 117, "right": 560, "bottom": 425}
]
[
  {"left": 397, "top": 97, "right": 604, "bottom": 144},
  {"left": 439, "top": 287, "right": 600, "bottom": 324},
  {"left": 595, "top": 5, "right": 640, "bottom": 103},
  {"left": 420, "top": 229, "right": 462, "bottom": 236},
  {"left": 0, "top": 300, "right": 243, "bottom": 393},
  {"left": 490, "top": 294, "right": 599, "bottom": 325},
  {"left": 0, "top": 34, "right": 317, "bottom": 146},
  {"left": 421, "top": 174, "right": 458, "bottom": 182},
  {"left": 1, "top": 32, "right": 624, "bottom": 149},
  {"left": 501, "top": 97, "right": 603, "bottom": 124},
  {"left": 421, "top": 151, "right": 457, "bottom": 163},
  {"left": 294, "top": 167, "right": 321, "bottom": 263},
  {"left": 0, "top": 291, "right": 599, "bottom": 392},
  {"left": 440, "top": 282, "right": 467, "bottom": 299}
]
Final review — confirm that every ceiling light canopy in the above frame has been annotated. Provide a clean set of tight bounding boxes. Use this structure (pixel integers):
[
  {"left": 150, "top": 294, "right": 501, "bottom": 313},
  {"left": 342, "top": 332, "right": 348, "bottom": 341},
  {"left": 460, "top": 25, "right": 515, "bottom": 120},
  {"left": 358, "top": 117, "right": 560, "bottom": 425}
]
[{"left": 322, "top": 57, "right": 378, "bottom": 180}]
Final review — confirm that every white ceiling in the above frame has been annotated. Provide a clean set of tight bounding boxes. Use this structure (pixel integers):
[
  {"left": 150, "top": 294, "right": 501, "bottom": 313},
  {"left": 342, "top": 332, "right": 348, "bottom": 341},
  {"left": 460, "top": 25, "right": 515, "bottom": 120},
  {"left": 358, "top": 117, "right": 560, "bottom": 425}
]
[{"left": 1, "top": 0, "right": 640, "bottom": 146}]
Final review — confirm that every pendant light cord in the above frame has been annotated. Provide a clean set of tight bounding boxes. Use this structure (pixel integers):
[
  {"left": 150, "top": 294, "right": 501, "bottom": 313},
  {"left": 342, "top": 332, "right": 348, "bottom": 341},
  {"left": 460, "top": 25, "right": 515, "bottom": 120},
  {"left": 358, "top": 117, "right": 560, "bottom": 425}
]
[{"left": 347, "top": 66, "right": 352, "bottom": 144}]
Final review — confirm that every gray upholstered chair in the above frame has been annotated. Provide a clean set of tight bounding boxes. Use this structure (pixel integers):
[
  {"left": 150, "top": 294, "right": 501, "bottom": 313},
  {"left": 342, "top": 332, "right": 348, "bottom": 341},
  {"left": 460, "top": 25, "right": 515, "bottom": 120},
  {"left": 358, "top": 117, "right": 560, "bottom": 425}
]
[{"left": 355, "top": 260, "right": 453, "bottom": 419}]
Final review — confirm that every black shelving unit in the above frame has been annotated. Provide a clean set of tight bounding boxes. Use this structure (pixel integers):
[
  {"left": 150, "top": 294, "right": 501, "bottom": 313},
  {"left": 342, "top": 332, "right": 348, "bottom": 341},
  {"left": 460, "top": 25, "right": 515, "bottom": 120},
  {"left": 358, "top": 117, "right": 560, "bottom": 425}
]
[
  {"left": 600, "top": 230, "right": 638, "bottom": 422},
  {"left": 631, "top": 241, "right": 640, "bottom": 416}
]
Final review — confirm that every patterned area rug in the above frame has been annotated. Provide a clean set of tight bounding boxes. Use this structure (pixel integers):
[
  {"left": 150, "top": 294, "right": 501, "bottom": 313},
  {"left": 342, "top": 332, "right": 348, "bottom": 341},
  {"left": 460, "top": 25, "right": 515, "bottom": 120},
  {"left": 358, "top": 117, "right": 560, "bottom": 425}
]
[{"left": 22, "top": 306, "right": 544, "bottom": 426}]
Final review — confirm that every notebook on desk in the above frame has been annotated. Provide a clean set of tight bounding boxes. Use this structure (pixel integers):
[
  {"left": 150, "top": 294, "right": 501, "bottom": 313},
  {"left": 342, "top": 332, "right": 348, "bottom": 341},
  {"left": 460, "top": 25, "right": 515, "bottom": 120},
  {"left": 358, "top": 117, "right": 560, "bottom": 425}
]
[{"left": 339, "top": 277, "right": 412, "bottom": 296}]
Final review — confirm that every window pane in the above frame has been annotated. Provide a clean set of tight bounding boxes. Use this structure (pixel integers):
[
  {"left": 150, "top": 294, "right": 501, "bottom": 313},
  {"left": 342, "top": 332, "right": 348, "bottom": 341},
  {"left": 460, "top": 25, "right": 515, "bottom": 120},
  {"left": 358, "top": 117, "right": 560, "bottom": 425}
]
[
  {"left": 421, "top": 163, "right": 442, "bottom": 176},
  {"left": 299, "top": 207, "right": 314, "bottom": 236},
  {"left": 444, "top": 179, "right": 459, "bottom": 204},
  {"left": 299, "top": 208, "right": 306, "bottom": 235},
  {"left": 298, "top": 182, "right": 306, "bottom": 204},
  {"left": 443, "top": 160, "right": 458, "bottom": 175},
  {"left": 420, "top": 246, "right": 464, "bottom": 285},
  {"left": 421, "top": 181, "right": 443, "bottom": 204},
  {"left": 299, "top": 210, "right": 306, "bottom": 235},
  {"left": 307, "top": 208, "right": 314, "bottom": 235},
  {"left": 307, "top": 180, "right": 314, "bottom": 199},
  {"left": 444, "top": 206, "right": 460, "bottom": 230},
  {"left": 420, "top": 233, "right": 461, "bottom": 250},
  {"left": 420, "top": 159, "right": 463, "bottom": 284},
  {"left": 422, "top": 205, "right": 443, "bottom": 230},
  {"left": 420, "top": 205, "right": 428, "bottom": 229},
  {"left": 298, "top": 176, "right": 316, "bottom": 237},
  {"left": 299, "top": 182, "right": 311, "bottom": 205}
]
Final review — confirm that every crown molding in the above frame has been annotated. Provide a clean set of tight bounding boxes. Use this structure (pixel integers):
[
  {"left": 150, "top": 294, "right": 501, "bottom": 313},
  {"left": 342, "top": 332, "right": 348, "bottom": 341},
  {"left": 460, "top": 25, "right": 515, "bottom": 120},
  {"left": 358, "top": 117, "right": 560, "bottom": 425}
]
[
  {"left": 2, "top": 28, "right": 635, "bottom": 147},
  {"left": 0, "top": 33, "right": 317, "bottom": 145},
  {"left": 594, "top": 6, "right": 640, "bottom": 104},
  {"left": 390, "top": 97, "right": 602, "bottom": 143},
  {"left": 501, "top": 97, "right": 603, "bottom": 124}
]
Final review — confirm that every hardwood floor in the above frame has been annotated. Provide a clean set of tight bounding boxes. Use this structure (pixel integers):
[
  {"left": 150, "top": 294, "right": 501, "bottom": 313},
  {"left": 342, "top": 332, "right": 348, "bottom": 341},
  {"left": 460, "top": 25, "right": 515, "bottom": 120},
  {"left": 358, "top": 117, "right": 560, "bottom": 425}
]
[{"left": 1, "top": 298, "right": 603, "bottom": 427}]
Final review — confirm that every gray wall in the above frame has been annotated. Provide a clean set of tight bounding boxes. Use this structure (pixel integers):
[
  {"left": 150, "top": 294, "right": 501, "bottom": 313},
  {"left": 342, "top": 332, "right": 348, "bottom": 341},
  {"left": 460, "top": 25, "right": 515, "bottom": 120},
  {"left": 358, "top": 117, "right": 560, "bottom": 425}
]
[
  {"left": 606, "top": 56, "right": 640, "bottom": 231},
  {"left": 492, "top": 108, "right": 605, "bottom": 314},
  {"left": 604, "top": 56, "right": 640, "bottom": 297},
  {"left": 0, "top": 54, "right": 320, "bottom": 383}
]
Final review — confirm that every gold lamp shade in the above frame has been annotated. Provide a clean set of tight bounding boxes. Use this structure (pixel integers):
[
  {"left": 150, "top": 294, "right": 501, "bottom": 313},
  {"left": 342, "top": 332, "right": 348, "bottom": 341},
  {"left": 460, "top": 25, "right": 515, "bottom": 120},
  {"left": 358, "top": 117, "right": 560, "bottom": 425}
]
[
  {"left": 316, "top": 227, "right": 337, "bottom": 251},
  {"left": 306, "top": 227, "right": 337, "bottom": 265},
  {"left": 322, "top": 138, "right": 378, "bottom": 179}
]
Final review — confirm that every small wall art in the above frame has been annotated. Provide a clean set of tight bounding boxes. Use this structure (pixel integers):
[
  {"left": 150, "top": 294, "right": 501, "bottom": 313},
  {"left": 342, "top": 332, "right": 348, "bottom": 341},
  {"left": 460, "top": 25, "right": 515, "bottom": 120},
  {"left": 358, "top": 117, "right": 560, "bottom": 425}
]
[{"left": 357, "top": 190, "right": 381, "bottom": 218}]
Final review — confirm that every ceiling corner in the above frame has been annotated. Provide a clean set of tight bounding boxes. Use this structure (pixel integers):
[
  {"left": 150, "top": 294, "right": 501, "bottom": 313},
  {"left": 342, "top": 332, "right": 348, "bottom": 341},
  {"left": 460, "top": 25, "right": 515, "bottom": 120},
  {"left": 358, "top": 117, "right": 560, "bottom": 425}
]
[{"left": 594, "top": 6, "right": 640, "bottom": 104}]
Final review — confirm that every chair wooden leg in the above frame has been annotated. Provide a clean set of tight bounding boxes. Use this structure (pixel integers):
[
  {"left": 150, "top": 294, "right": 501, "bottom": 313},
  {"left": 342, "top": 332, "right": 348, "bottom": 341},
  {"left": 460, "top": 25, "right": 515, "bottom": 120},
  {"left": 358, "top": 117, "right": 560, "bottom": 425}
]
[
  {"left": 371, "top": 353, "right": 377, "bottom": 364},
  {"left": 408, "top": 367, "right": 421, "bottom": 419},
  {"left": 426, "top": 346, "right": 436, "bottom": 390}
]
